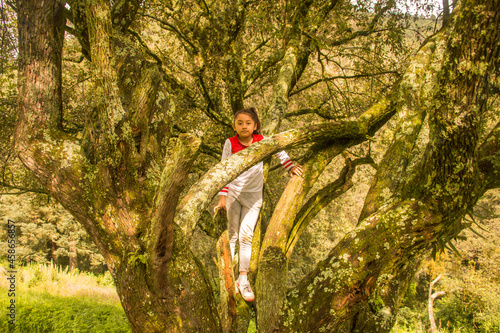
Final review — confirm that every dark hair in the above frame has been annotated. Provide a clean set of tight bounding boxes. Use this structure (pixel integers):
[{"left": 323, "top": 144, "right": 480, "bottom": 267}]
[{"left": 234, "top": 107, "right": 262, "bottom": 135}]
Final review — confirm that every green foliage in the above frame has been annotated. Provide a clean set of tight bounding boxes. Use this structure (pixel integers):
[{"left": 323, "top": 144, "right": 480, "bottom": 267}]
[
  {"left": 393, "top": 189, "right": 500, "bottom": 333},
  {"left": 6, "top": 0, "right": 500, "bottom": 330},
  {"left": 435, "top": 273, "right": 500, "bottom": 333},
  {"left": 0, "top": 263, "right": 124, "bottom": 332},
  {"left": 127, "top": 249, "right": 147, "bottom": 267},
  {"left": 1, "top": 262, "right": 116, "bottom": 297},
  {"left": 95, "top": 270, "right": 115, "bottom": 287},
  {"left": 392, "top": 306, "right": 430, "bottom": 333},
  {"left": 0, "top": 290, "right": 130, "bottom": 333},
  {"left": 0, "top": 194, "right": 106, "bottom": 273},
  {"left": 402, "top": 282, "right": 418, "bottom": 308}
]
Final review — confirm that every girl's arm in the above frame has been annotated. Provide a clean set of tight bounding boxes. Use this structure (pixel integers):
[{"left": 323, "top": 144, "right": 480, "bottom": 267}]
[
  {"left": 214, "top": 195, "right": 226, "bottom": 212},
  {"left": 274, "top": 150, "right": 302, "bottom": 177}
]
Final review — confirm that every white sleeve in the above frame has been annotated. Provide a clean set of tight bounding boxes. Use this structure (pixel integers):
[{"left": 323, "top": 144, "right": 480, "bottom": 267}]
[
  {"left": 219, "top": 139, "right": 232, "bottom": 196},
  {"left": 274, "top": 150, "right": 295, "bottom": 171}
]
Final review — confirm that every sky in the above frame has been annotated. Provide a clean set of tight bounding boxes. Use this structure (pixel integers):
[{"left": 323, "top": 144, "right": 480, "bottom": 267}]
[{"left": 352, "top": 0, "right": 446, "bottom": 18}]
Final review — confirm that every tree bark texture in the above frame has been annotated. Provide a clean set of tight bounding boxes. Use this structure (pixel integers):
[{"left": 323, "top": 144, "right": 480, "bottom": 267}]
[
  {"left": 277, "top": 0, "right": 500, "bottom": 331},
  {"left": 217, "top": 230, "right": 237, "bottom": 333},
  {"left": 14, "top": 0, "right": 500, "bottom": 332}
]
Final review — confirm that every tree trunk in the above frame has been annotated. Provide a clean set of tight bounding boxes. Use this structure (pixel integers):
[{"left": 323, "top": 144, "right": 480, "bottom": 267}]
[
  {"left": 277, "top": 0, "right": 500, "bottom": 331},
  {"left": 69, "top": 242, "right": 77, "bottom": 271},
  {"left": 14, "top": 0, "right": 500, "bottom": 332},
  {"left": 114, "top": 227, "right": 221, "bottom": 332},
  {"left": 442, "top": 0, "right": 450, "bottom": 25},
  {"left": 50, "top": 240, "right": 57, "bottom": 265}
]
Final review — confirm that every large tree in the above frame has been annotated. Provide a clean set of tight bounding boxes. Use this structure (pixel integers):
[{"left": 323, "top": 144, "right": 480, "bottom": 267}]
[{"left": 12, "top": 0, "right": 500, "bottom": 332}]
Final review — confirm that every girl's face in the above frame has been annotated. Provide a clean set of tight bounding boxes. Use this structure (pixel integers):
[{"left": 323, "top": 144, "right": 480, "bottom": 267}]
[{"left": 233, "top": 113, "right": 257, "bottom": 139}]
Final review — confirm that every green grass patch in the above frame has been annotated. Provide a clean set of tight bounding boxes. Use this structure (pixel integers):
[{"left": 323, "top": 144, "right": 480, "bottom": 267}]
[
  {"left": 0, "top": 287, "right": 130, "bottom": 333},
  {"left": 0, "top": 263, "right": 130, "bottom": 332}
]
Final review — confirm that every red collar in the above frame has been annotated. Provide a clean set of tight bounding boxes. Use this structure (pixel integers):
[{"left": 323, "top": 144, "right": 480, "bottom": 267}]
[{"left": 229, "top": 134, "right": 264, "bottom": 154}]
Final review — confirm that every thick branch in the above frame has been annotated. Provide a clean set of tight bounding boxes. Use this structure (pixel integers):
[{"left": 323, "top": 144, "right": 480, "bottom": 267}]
[
  {"left": 216, "top": 231, "right": 239, "bottom": 333},
  {"left": 360, "top": 31, "right": 448, "bottom": 220},
  {"left": 280, "top": 199, "right": 433, "bottom": 332},
  {"left": 85, "top": 0, "right": 127, "bottom": 148},
  {"left": 279, "top": 0, "right": 500, "bottom": 330},
  {"left": 150, "top": 133, "right": 201, "bottom": 296},
  {"left": 114, "top": 34, "right": 164, "bottom": 166},
  {"left": 256, "top": 143, "right": 346, "bottom": 332},
  {"left": 285, "top": 155, "right": 374, "bottom": 258},
  {"left": 16, "top": 0, "right": 65, "bottom": 133},
  {"left": 15, "top": 0, "right": 142, "bottom": 266},
  {"left": 262, "top": 38, "right": 311, "bottom": 134},
  {"left": 176, "top": 99, "right": 395, "bottom": 239}
]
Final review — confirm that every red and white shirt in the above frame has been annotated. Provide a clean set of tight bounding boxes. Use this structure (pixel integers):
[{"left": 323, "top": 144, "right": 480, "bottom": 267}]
[{"left": 219, "top": 134, "right": 295, "bottom": 196}]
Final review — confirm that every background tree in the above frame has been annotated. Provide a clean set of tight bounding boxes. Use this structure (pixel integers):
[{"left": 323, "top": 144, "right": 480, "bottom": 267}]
[
  {"left": 0, "top": 193, "right": 107, "bottom": 272},
  {"left": 9, "top": 0, "right": 500, "bottom": 332}
]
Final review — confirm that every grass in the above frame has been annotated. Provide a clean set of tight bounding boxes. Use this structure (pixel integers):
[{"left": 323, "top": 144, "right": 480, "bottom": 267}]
[
  {"left": 3, "top": 262, "right": 498, "bottom": 333},
  {"left": 0, "top": 262, "right": 130, "bottom": 333}
]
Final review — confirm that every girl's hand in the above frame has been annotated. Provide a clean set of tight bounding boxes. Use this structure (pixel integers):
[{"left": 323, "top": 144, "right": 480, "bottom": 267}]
[
  {"left": 290, "top": 165, "right": 303, "bottom": 177},
  {"left": 214, "top": 196, "right": 227, "bottom": 213}
]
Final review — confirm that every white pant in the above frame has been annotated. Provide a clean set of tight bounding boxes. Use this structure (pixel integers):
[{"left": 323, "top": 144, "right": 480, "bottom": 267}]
[{"left": 226, "top": 190, "right": 262, "bottom": 273}]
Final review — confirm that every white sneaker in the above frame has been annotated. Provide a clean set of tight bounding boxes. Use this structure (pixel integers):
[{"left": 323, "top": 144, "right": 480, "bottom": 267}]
[{"left": 236, "top": 280, "right": 255, "bottom": 302}]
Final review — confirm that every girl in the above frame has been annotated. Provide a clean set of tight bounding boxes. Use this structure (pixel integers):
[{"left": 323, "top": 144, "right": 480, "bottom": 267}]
[{"left": 214, "top": 107, "right": 302, "bottom": 302}]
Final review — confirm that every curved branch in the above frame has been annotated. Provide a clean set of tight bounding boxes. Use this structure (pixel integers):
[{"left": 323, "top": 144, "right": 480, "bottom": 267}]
[
  {"left": 285, "top": 155, "right": 374, "bottom": 258},
  {"left": 149, "top": 133, "right": 202, "bottom": 296},
  {"left": 176, "top": 94, "right": 396, "bottom": 239}
]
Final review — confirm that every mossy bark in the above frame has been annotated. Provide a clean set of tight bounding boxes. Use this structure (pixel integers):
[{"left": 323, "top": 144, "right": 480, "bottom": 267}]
[
  {"left": 277, "top": 0, "right": 500, "bottom": 331},
  {"left": 217, "top": 230, "right": 238, "bottom": 333},
  {"left": 14, "top": 0, "right": 500, "bottom": 332},
  {"left": 15, "top": 1, "right": 219, "bottom": 331}
]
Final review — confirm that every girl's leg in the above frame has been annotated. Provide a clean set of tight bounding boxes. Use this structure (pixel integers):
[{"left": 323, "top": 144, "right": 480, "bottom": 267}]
[
  {"left": 237, "top": 191, "right": 262, "bottom": 274},
  {"left": 225, "top": 190, "right": 242, "bottom": 260}
]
